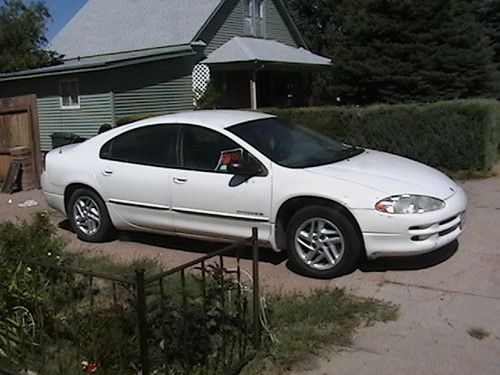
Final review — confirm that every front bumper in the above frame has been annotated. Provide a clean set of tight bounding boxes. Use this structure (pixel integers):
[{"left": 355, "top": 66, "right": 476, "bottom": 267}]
[{"left": 352, "top": 187, "right": 467, "bottom": 258}]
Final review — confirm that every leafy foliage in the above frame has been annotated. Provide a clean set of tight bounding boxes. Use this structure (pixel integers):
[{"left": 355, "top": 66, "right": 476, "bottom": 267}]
[
  {"left": 147, "top": 264, "right": 253, "bottom": 374},
  {"left": 0, "top": 0, "right": 61, "bottom": 73},
  {"left": 195, "top": 82, "right": 224, "bottom": 110},
  {"left": 115, "top": 112, "right": 160, "bottom": 126},
  {"left": 469, "top": 0, "right": 500, "bottom": 97},
  {"left": 0, "top": 216, "right": 256, "bottom": 374},
  {"left": 0, "top": 212, "right": 66, "bottom": 311},
  {"left": 287, "top": 0, "right": 500, "bottom": 104},
  {"left": 266, "top": 99, "right": 500, "bottom": 172}
]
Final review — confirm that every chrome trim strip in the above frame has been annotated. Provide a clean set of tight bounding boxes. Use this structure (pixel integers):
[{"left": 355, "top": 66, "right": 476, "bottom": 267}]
[
  {"left": 172, "top": 207, "right": 269, "bottom": 222},
  {"left": 108, "top": 199, "right": 170, "bottom": 211}
]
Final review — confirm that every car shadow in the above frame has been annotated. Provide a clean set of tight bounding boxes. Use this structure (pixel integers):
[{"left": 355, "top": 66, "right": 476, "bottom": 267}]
[
  {"left": 58, "top": 219, "right": 459, "bottom": 275},
  {"left": 282, "top": 240, "right": 460, "bottom": 279},
  {"left": 58, "top": 219, "right": 288, "bottom": 266},
  {"left": 358, "top": 240, "right": 459, "bottom": 272}
]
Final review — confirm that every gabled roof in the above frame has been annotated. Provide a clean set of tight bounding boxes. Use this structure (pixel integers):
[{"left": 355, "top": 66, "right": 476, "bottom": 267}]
[
  {"left": 50, "top": 0, "right": 223, "bottom": 59},
  {"left": 202, "top": 37, "right": 331, "bottom": 67}
]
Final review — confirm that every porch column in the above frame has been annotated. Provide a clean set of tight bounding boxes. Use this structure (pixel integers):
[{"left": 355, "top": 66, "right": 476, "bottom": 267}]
[{"left": 250, "top": 70, "right": 258, "bottom": 110}]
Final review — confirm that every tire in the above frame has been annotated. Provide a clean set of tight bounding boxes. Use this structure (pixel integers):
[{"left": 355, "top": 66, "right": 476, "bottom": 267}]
[
  {"left": 285, "top": 205, "right": 362, "bottom": 279},
  {"left": 67, "top": 188, "right": 115, "bottom": 242}
]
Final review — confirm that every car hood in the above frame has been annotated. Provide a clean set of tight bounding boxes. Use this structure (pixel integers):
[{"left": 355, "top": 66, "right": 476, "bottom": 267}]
[{"left": 306, "top": 149, "right": 457, "bottom": 200}]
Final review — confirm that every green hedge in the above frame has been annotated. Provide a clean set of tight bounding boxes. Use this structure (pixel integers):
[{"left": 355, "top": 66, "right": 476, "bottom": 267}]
[
  {"left": 266, "top": 100, "right": 500, "bottom": 172},
  {"left": 115, "top": 112, "right": 163, "bottom": 126}
]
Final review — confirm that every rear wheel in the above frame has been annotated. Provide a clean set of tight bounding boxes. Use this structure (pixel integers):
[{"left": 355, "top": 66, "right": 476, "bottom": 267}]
[
  {"left": 285, "top": 205, "right": 362, "bottom": 278},
  {"left": 68, "top": 188, "right": 114, "bottom": 242}
]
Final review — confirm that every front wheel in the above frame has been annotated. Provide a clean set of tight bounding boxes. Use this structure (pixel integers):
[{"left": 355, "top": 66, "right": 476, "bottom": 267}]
[
  {"left": 68, "top": 188, "right": 115, "bottom": 242},
  {"left": 285, "top": 206, "right": 362, "bottom": 279}
]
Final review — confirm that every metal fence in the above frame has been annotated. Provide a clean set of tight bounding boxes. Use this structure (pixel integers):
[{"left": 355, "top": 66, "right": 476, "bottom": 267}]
[{"left": 0, "top": 228, "right": 261, "bottom": 375}]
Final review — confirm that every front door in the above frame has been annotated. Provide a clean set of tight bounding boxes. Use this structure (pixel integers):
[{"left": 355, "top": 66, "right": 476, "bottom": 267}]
[
  {"left": 170, "top": 125, "right": 273, "bottom": 241},
  {"left": 95, "top": 124, "right": 178, "bottom": 231}
]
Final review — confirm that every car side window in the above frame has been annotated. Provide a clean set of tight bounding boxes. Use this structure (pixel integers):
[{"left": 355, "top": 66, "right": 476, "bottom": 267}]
[
  {"left": 100, "top": 124, "right": 178, "bottom": 167},
  {"left": 179, "top": 125, "right": 259, "bottom": 173}
]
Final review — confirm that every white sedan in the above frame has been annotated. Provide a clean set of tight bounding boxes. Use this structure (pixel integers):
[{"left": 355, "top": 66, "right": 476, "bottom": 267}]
[{"left": 41, "top": 110, "right": 467, "bottom": 278}]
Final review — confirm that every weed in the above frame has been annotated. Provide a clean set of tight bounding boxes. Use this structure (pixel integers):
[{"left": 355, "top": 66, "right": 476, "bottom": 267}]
[
  {"left": 468, "top": 327, "right": 490, "bottom": 340},
  {"left": 242, "top": 288, "right": 398, "bottom": 374}
]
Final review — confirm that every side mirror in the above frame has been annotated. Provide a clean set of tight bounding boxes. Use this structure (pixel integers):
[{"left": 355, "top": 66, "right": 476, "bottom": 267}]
[{"left": 227, "top": 160, "right": 261, "bottom": 176}]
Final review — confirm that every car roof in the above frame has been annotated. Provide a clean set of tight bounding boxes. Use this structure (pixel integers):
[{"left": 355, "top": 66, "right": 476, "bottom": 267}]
[{"left": 128, "top": 110, "right": 275, "bottom": 131}]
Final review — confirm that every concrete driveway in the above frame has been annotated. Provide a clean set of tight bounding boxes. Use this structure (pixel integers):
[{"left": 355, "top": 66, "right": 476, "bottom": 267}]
[
  {"left": 292, "top": 168, "right": 500, "bottom": 375},
  {"left": 0, "top": 167, "right": 499, "bottom": 374}
]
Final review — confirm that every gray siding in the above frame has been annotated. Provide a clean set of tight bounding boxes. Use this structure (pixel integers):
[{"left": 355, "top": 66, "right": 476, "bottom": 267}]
[
  {"left": 205, "top": 1, "right": 244, "bottom": 54},
  {"left": 111, "top": 56, "right": 196, "bottom": 119},
  {"left": 264, "top": 1, "right": 298, "bottom": 46},
  {"left": 37, "top": 93, "right": 113, "bottom": 150},
  {"left": 204, "top": 0, "right": 298, "bottom": 55},
  {"left": 0, "top": 73, "right": 113, "bottom": 151},
  {"left": 114, "top": 76, "right": 193, "bottom": 118}
]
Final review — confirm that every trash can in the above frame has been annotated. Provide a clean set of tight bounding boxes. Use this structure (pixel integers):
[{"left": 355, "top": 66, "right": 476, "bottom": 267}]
[{"left": 50, "top": 133, "right": 86, "bottom": 149}]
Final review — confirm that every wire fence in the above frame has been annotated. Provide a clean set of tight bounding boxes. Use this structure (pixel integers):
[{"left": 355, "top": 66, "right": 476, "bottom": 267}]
[{"left": 0, "top": 229, "right": 261, "bottom": 375}]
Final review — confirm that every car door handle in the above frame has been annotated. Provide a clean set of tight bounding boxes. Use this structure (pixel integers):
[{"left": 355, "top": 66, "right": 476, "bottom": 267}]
[
  {"left": 102, "top": 170, "right": 113, "bottom": 176},
  {"left": 173, "top": 177, "right": 188, "bottom": 184}
]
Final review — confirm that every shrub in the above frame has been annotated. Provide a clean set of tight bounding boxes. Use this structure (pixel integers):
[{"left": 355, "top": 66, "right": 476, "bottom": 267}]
[
  {"left": 115, "top": 112, "right": 163, "bottom": 126},
  {"left": 0, "top": 212, "right": 66, "bottom": 312},
  {"left": 195, "top": 82, "right": 222, "bottom": 110},
  {"left": 266, "top": 99, "right": 500, "bottom": 172}
]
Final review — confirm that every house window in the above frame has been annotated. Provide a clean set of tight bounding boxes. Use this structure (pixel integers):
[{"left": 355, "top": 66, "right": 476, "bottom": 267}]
[
  {"left": 243, "top": 0, "right": 265, "bottom": 37},
  {"left": 59, "top": 79, "right": 80, "bottom": 108}
]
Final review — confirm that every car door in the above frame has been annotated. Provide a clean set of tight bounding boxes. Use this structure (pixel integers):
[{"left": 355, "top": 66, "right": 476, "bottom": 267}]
[
  {"left": 95, "top": 124, "right": 179, "bottom": 231},
  {"left": 170, "top": 124, "right": 273, "bottom": 241}
]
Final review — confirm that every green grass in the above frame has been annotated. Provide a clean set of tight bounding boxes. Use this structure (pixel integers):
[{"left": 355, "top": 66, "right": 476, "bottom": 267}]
[
  {"left": 467, "top": 327, "right": 490, "bottom": 340},
  {"left": 242, "top": 288, "right": 399, "bottom": 374},
  {"left": 68, "top": 252, "right": 162, "bottom": 279}
]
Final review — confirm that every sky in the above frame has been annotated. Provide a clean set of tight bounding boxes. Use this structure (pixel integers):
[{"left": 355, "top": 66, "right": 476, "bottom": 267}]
[
  {"left": 0, "top": 0, "right": 88, "bottom": 40},
  {"left": 43, "top": 0, "right": 88, "bottom": 40}
]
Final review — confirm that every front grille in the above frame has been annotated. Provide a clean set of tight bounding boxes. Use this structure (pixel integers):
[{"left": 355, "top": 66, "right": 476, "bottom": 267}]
[
  {"left": 439, "top": 224, "right": 460, "bottom": 237},
  {"left": 409, "top": 213, "right": 462, "bottom": 242},
  {"left": 439, "top": 215, "right": 459, "bottom": 226}
]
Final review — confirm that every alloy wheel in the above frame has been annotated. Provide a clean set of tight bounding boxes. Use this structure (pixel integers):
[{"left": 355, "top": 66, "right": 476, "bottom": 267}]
[
  {"left": 294, "top": 218, "right": 345, "bottom": 270},
  {"left": 73, "top": 196, "right": 101, "bottom": 236}
]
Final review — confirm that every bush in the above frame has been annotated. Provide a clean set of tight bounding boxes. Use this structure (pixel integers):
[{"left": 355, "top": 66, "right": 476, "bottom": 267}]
[
  {"left": 266, "top": 99, "right": 500, "bottom": 172},
  {"left": 115, "top": 112, "right": 163, "bottom": 126},
  {"left": 0, "top": 213, "right": 66, "bottom": 311},
  {"left": 195, "top": 82, "right": 222, "bottom": 110}
]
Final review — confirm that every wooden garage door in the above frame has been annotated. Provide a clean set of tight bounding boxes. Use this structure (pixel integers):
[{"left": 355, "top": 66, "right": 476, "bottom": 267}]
[{"left": 0, "top": 111, "right": 32, "bottom": 180}]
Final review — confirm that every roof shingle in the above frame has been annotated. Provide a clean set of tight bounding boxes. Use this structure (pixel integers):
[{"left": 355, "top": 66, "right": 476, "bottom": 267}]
[
  {"left": 201, "top": 37, "right": 331, "bottom": 66},
  {"left": 50, "top": 0, "right": 222, "bottom": 59}
]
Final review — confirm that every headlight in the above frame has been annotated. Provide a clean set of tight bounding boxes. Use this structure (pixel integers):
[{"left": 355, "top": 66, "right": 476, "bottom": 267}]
[{"left": 375, "top": 195, "right": 445, "bottom": 214}]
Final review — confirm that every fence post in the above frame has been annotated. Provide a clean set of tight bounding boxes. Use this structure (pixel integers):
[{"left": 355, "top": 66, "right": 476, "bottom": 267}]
[
  {"left": 135, "top": 269, "right": 150, "bottom": 375},
  {"left": 251, "top": 227, "right": 261, "bottom": 350}
]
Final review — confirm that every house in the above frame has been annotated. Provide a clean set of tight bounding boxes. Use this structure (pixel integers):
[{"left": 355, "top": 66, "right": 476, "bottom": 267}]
[{"left": 0, "top": 0, "right": 330, "bottom": 177}]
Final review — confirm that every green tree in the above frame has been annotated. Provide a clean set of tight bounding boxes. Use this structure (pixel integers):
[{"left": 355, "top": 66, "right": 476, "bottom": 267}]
[
  {"left": 0, "top": 0, "right": 60, "bottom": 73},
  {"left": 469, "top": 0, "right": 500, "bottom": 97},
  {"left": 288, "top": 0, "right": 499, "bottom": 104},
  {"left": 286, "top": 0, "right": 341, "bottom": 55}
]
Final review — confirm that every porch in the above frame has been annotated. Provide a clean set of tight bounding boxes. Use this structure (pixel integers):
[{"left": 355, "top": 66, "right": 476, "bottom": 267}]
[{"left": 200, "top": 37, "right": 331, "bottom": 109}]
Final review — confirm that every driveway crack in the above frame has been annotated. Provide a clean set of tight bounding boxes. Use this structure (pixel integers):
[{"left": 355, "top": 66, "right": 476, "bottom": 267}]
[{"left": 383, "top": 280, "right": 500, "bottom": 300}]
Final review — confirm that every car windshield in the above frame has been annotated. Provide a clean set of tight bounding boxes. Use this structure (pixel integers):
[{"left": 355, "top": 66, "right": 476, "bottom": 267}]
[{"left": 229, "top": 118, "right": 364, "bottom": 168}]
